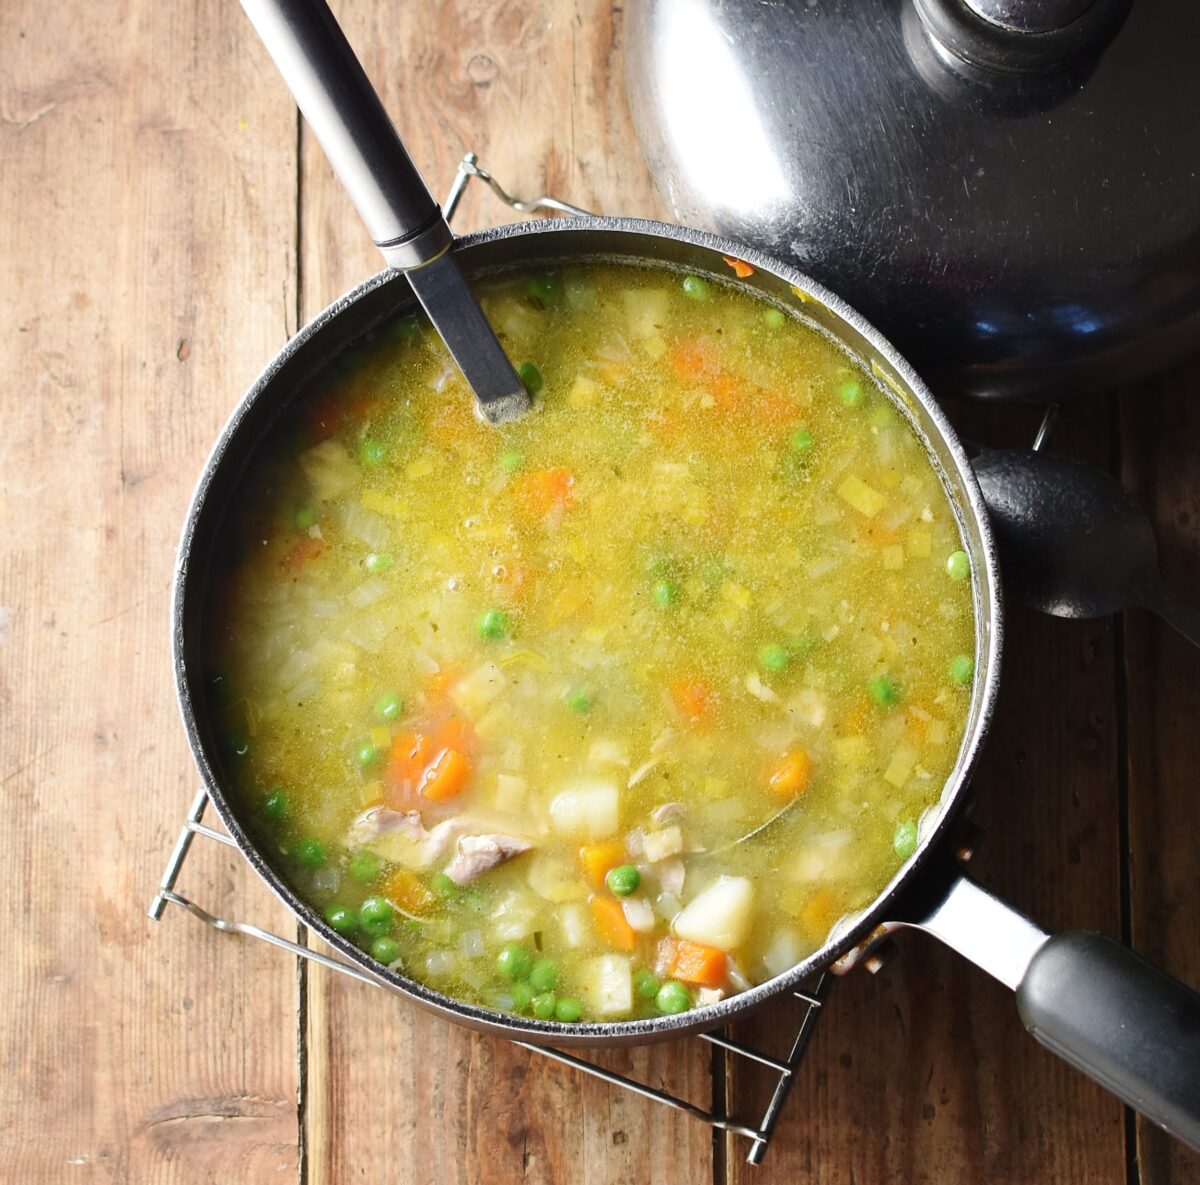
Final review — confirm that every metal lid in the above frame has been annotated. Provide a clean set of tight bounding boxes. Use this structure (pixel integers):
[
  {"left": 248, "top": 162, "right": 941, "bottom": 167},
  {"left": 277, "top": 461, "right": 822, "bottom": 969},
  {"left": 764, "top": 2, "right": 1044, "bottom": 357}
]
[{"left": 625, "top": 0, "right": 1200, "bottom": 398}]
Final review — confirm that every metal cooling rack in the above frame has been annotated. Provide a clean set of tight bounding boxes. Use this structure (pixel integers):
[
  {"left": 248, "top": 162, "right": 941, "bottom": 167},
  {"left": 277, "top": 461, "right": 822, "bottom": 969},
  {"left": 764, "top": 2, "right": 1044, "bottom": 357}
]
[{"left": 151, "top": 787, "right": 831, "bottom": 1165}]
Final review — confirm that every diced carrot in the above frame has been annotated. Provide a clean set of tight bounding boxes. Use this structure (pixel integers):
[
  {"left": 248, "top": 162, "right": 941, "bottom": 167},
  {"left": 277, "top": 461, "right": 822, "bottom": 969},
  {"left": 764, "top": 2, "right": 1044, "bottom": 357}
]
[
  {"left": 798, "top": 888, "right": 839, "bottom": 944},
  {"left": 419, "top": 747, "right": 472, "bottom": 802},
  {"left": 384, "top": 867, "right": 433, "bottom": 916},
  {"left": 515, "top": 466, "right": 575, "bottom": 520},
  {"left": 670, "top": 940, "right": 728, "bottom": 988},
  {"left": 579, "top": 841, "right": 626, "bottom": 889},
  {"left": 591, "top": 895, "right": 637, "bottom": 951},
  {"left": 666, "top": 339, "right": 717, "bottom": 382},
  {"left": 279, "top": 535, "right": 328, "bottom": 573},
  {"left": 423, "top": 667, "right": 460, "bottom": 707},
  {"left": 432, "top": 714, "right": 477, "bottom": 758},
  {"left": 670, "top": 677, "right": 713, "bottom": 727},
  {"left": 722, "top": 255, "right": 755, "bottom": 279},
  {"left": 768, "top": 748, "right": 812, "bottom": 800}
]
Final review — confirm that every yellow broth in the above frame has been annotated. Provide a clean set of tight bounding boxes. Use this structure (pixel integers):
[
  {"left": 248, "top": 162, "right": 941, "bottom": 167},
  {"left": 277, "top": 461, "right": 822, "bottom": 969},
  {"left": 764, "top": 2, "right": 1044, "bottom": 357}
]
[{"left": 208, "top": 262, "right": 976, "bottom": 1023}]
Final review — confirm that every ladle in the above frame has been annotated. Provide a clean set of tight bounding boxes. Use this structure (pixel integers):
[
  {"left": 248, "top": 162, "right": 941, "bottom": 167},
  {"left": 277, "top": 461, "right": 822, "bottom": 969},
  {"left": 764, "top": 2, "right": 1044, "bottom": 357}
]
[
  {"left": 972, "top": 448, "right": 1200, "bottom": 646},
  {"left": 238, "top": 0, "right": 529, "bottom": 424}
]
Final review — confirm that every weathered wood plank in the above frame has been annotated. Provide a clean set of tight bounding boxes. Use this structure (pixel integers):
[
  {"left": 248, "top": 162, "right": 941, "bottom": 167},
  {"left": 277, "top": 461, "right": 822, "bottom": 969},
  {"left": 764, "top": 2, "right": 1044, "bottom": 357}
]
[
  {"left": 0, "top": 0, "right": 301, "bottom": 1180},
  {"left": 295, "top": 1, "right": 711, "bottom": 1182},
  {"left": 1120, "top": 373, "right": 1200, "bottom": 1185},
  {"left": 725, "top": 407, "right": 1127, "bottom": 1182}
]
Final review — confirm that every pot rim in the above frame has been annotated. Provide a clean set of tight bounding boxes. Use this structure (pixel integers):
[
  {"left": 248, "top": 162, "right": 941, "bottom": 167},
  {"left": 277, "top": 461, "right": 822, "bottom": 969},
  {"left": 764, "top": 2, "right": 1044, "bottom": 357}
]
[{"left": 172, "top": 213, "right": 1003, "bottom": 1046}]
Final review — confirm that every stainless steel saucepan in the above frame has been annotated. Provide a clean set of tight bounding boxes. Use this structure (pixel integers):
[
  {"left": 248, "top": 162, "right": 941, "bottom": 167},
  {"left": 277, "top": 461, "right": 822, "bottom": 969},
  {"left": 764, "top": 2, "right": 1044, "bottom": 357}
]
[{"left": 170, "top": 0, "right": 1200, "bottom": 1151}]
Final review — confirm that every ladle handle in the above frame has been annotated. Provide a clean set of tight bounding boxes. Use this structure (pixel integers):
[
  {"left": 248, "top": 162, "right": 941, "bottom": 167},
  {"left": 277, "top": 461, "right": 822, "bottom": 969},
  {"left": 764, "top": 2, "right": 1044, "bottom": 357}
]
[
  {"left": 237, "top": 0, "right": 451, "bottom": 270},
  {"left": 903, "top": 871, "right": 1200, "bottom": 1150}
]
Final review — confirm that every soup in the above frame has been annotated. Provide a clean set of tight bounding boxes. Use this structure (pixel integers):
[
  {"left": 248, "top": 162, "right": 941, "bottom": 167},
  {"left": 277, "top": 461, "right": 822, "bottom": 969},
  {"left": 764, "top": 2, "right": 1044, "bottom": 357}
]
[{"left": 207, "top": 261, "right": 975, "bottom": 1023}]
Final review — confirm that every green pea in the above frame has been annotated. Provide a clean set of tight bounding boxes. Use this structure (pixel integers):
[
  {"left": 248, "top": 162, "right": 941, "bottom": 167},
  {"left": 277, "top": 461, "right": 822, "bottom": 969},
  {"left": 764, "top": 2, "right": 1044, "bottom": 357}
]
[
  {"left": 226, "top": 734, "right": 250, "bottom": 761},
  {"left": 681, "top": 275, "right": 710, "bottom": 301},
  {"left": 477, "top": 608, "right": 511, "bottom": 640},
  {"left": 364, "top": 552, "right": 393, "bottom": 574},
  {"left": 839, "top": 379, "right": 864, "bottom": 407},
  {"left": 294, "top": 505, "right": 318, "bottom": 530},
  {"left": 497, "top": 943, "right": 533, "bottom": 981},
  {"left": 374, "top": 691, "right": 403, "bottom": 722},
  {"left": 527, "top": 276, "right": 561, "bottom": 307},
  {"left": 517, "top": 361, "right": 544, "bottom": 394},
  {"left": 500, "top": 447, "right": 523, "bottom": 474},
  {"left": 431, "top": 871, "right": 460, "bottom": 899},
  {"left": 946, "top": 550, "right": 971, "bottom": 581},
  {"left": 893, "top": 819, "right": 918, "bottom": 860},
  {"left": 393, "top": 314, "right": 420, "bottom": 341},
  {"left": 262, "top": 790, "right": 287, "bottom": 821},
  {"left": 655, "top": 981, "right": 692, "bottom": 1015},
  {"left": 652, "top": 578, "right": 679, "bottom": 608},
  {"left": 789, "top": 428, "right": 815, "bottom": 455},
  {"left": 566, "top": 689, "right": 593, "bottom": 714},
  {"left": 869, "top": 675, "right": 901, "bottom": 707},
  {"left": 605, "top": 865, "right": 641, "bottom": 897},
  {"left": 294, "top": 837, "right": 326, "bottom": 869},
  {"left": 528, "top": 959, "right": 560, "bottom": 992},
  {"left": 324, "top": 905, "right": 357, "bottom": 935},
  {"left": 531, "top": 991, "right": 558, "bottom": 1019},
  {"left": 950, "top": 654, "right": 975, "bottom": 686},
  {"left": 634, "top": 968, "right": 661, "bottom": 1001},
  {"left": 759, "top": 642, "right": 789, "bottom": 674},
  {"left": 554, "top": 996, "right": 582, "bottom": 1023},
  {"left": 355, "top": 742, "right": 380, "bottom": 771},
  {"left": 370, "top": 935, "right": 401, "bottom": 965},
  {"left": 511, "top": 982, "right": 535, "bottom": 1011},
  {"left": 360, "top": 438, "right": 387, "bottom": 467},
  {"left": 358, "top": 896, "right": 394, "bottom": 937},
  {"left": 348, "top": 850, "right": 381, "bottom": 883},
  {"left": 764, "top": 307, "right": 787, "bottom": 329}
]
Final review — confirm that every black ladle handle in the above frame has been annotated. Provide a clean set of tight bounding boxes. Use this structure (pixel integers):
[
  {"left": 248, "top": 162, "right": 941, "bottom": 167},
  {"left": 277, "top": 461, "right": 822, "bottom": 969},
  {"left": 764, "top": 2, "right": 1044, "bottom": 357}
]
[
  {"left": 238, "top": 0, "right": 451, "bottom": 270},
  {"left": 898, "top": 870, "right": 1200, "bottom": 1149}
]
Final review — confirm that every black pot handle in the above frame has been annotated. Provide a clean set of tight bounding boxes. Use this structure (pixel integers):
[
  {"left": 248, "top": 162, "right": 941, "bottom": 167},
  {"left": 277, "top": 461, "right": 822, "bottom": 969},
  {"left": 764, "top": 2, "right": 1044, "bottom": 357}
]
[
  {"left": 1016, "top": 932, "right": 1200, "bottom": 1147},
  {"left": 895, "top": 869, "right": 1200, "bottom": 1150}
]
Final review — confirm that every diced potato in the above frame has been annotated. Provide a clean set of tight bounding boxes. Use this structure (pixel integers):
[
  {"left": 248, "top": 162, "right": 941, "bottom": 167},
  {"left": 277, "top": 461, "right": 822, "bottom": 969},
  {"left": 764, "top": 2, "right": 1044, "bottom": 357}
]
[
  {"left": 884, "top": 743, "right": 918, "bottom": 787},
  {"left": 721, "top": 581, "right": 752, "bottom": 609},
  {"left": 621, "top": 288, "right": 669, "bottom": 339},
  {"left": 451, "top": 661, "right": 506, "bottom": 716},
  {"left": 673, "top": 876, "right": 754, "bottom": 951},
  {"left": 493, "top": 773, "right": 527, "bottom": 815},
  {"left": 299, "top": 440, "right": 357, "bottom": 500},
  {"left": 569, "top": 374, "right": 600, "bottom": 409},
  {"left": 559, "top": 903, "right": 587, "bottom": 949},
  {"left": 928, "top": 719, "right": 949, "bottom": 746},
  {"left": 360, "top": 488, "right": 407, "bottom": 519},
  {"left": 588, "top": 739, "right": 630, "bottom": 768},
  {"left": 580, "top": 954, "right": 634, "bottom": 1017},
  {"left": 527, "top": 849, "right": 590, "bottom": 902},
  {"left": 882, "top": 544, "right": 904, "bottom": 571},
  {"left": 837, "top": 475, "right": 886, "bottom": 518},
  {"left": 643, "top": 825, "right": 683, "bottom": 863},
  {"left": 359, "top": 779, "right": 383, "bottom": 807},
  {"left": 548, "top": 779, "right": 620, "bottom": 839},
  {"left": 405, "top": 453, "right": 436, "bottom": 480},
  {"left": 833, "top": 735, "right": 870, "bottom": 768},
  {"left": 761, "top": 928, "right": 804, "bottom": 977}
]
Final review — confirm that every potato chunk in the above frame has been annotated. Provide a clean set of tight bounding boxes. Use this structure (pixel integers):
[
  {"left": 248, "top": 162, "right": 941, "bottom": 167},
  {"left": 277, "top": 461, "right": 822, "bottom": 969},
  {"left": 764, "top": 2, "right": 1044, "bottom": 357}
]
[{"left": 673, "top": 876, "right": 754, "bottom": 951}]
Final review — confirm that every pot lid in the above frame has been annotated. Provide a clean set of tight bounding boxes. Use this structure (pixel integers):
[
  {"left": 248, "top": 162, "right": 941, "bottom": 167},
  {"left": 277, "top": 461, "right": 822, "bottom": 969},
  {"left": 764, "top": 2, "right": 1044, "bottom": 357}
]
[{"left": 625, "top": 0, "right": 1200, "bottom": 398}]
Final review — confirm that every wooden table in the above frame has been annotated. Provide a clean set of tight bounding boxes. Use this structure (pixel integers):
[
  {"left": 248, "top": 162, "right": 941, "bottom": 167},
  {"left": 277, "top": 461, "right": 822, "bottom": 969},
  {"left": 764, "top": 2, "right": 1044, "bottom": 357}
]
[{"left": 3, "top": 0, "right": 1198, "bottom": 1181}]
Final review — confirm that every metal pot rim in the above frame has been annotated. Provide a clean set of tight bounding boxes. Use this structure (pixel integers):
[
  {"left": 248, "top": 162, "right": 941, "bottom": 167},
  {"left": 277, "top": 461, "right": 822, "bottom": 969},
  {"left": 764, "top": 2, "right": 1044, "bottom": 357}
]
[{"left": 172, "top": 213, "right": 1003, "bottom": 1045}]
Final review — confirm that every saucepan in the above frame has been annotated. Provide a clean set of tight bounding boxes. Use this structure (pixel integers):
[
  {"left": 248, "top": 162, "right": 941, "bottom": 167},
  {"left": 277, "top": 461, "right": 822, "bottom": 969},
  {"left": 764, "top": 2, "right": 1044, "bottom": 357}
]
[{"left": 170, "top": 0, "right": 1200, "bottom": 1151}]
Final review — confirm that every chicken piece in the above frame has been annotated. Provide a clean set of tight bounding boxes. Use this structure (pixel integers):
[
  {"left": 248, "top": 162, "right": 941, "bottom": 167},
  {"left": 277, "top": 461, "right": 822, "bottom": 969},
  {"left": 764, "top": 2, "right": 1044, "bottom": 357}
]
[
  {"left": 650, "top": 802, "right": 686, "bottom": 826},
  {"left": 444, "top": 834, "right": 533, "bottom": 885},
  {"left": 656, "top": 856, "right": 686, "bottom": 897},
  {"left": 347, "top": 807, "right": 465, "bottom": 867}
]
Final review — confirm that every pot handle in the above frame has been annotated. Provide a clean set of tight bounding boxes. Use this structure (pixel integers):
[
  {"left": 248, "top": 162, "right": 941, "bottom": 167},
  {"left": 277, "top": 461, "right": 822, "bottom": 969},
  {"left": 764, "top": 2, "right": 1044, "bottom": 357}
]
[
  {"left": 237, "top": 0, "right": 452, "bottom": 270},
  {"left": 902, "top": 871, "right": 1200, "bottom": 1150}
]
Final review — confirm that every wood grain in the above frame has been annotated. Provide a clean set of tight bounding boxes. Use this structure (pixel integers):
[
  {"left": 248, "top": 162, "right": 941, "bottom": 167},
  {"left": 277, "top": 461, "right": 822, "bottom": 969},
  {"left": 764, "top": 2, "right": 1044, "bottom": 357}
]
[
  {"left": 1121, "top": 374, "right": 1200, "bottom": 1185},
  {"left": 725, "top": 407, "right": 1128, "bottom": 1184},
  {"left": 0, "top": 0, "right": 302, "bottom": 1181},
  {"left": 296, "top": 2, "right": 709, "bottom": 1183},
  {"left": 3, "top": 0, "right": 1200, "bottom": 1180}
]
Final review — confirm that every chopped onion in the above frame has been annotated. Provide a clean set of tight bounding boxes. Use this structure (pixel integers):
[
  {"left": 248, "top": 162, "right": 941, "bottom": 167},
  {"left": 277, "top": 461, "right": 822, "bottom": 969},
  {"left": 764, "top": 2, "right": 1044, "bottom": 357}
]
[{"left": 621, "top": 897, "right": 656, "bottom": 933}]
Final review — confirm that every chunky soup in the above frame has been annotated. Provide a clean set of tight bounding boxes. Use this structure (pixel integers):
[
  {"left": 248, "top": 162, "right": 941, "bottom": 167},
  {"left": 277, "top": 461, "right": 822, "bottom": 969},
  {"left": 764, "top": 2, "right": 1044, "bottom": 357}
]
[{"left": 208, "top": 261, "right": 976, "bottom": 1024}]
